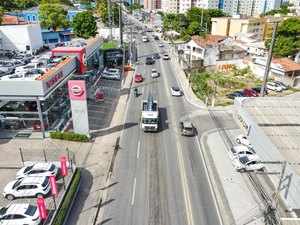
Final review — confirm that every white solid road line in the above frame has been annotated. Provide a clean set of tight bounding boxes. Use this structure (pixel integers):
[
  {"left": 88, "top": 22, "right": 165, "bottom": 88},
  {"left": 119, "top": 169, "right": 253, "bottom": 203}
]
[
  {"left": 196, "top": 137, "right": 224, "bottom": 225},
  {"left": 131, "top": 177, "right": 137, "bottom": 205},
  {"left": 137, "top": 141, "right": 140, "bottom": 159}
]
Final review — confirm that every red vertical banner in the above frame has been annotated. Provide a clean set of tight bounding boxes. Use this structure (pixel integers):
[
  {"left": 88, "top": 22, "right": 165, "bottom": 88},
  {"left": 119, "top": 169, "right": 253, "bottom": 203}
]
[
  {"left": 49, "top": 176, "right": 58, "bottom": 196},
  {"left": 60, "top": 156, "right": 68, "bottom": 177},
  {"left": 37, "top": 198, "right": 47, "bottom": 219}
]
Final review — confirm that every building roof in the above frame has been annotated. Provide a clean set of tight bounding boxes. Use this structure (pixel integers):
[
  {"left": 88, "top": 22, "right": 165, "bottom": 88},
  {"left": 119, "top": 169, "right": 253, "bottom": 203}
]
[
  {"left": 25, "top": 4, "right": 81, "bottom": 12},
  {"left": 191, "top": 35, "right": 227, "bottom": 48},
  {"left": 243, "top": 42, "right": 267, "bottom": 49},
  {"left": 220, "top": 45, "right": 246, "bottom": 52},
  {"left": 234, "top": 32, "right": 257, "bottom": 38},
  {"left": 272, "top": 57, "right": 300, "bottom": 72},
  {"left": 1, "top": 15, "right": 25, "bottom": 25}
]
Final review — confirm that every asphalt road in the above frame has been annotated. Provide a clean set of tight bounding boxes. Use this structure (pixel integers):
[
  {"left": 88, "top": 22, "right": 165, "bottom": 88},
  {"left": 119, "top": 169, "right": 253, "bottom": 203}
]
[{"left": 99, "top": 22, "right": 222, "bottom": 225}]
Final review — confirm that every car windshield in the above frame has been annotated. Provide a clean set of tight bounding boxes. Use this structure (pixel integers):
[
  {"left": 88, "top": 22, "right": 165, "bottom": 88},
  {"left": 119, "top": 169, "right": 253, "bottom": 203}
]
[
  {"left": 184, "top": 127, "right": 193, "bottom": 131},
  {"left": 24, "top": 165, "right": 33, "bottom": 173},
  {"left": 12, "top": 179, "right": 22, "bottom": 189},
  {"left": 152, "top": 69, "right": 157, "bottom": 73},
  {"left": 142, "top": 118, "right": 157, "bottom": 124},
  {"left": 173, "top": 87, "right": 180, "bottom": 91},
  {"left": 231, "top": 147, "right": 237, "bottom": 154},
  {"left": 239, "top": 156, "right": 250, "bottom": 165},
  {"left": 41, "top": 177, "right": 49, "bottom": 188},
  {"left": 0, "top": 205, "right": 9, "bottom": 216},
  {"left": 25, "top": 205, "right": 37, "bottom": 216},
  {"left": 49, "top": 164, "right": 55, "bottom": 171}
]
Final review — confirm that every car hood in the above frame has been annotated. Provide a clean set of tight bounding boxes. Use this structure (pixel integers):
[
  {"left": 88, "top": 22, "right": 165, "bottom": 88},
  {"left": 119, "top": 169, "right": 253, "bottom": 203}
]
[
  {"left": 3, "top": 180, "right": 17, "bottom": 194},
  {"left": 16, "top": 167, "right": 26, "bottom": 179}
]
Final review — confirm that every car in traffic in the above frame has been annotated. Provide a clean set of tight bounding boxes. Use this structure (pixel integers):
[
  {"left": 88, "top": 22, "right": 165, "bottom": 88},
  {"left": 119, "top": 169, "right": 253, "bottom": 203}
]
[
  {"left": 229, "top": 145, "right": 256, "bottom": 160},
  {"left": 171, "top": 86, "right": 182, "bottom": 96},
  {"left": 153, "top": 53, "right": 160, "bottom": 59},
  {"left": 179, "top": 121, "right": 196, "bottom": 136},
  {"left": 0, "top": 203, "right": 41, "bottom": 225},
  {"left": 226, "top": 92, "right": 243, "bottom": 100},
  {"left": 145, "top": 56, "right": 155, "bottom": 65},
  {"left": 3, "top": 176, "right": 51, "bottom": 200},
  {"left": 134, "top": 73, "right": 143, "bottom": 83},
  {"left": 151, "top": 69, "right": 159, "bottom": 78},
  {"left": 236, "top": 134, "right": 252, "bottom": 147},
  {"left": 102, "top": 68, "right": 120, "bottom": 80},
  {"left": 16, "top": 162, "right": 58, "bottom": 179},
  {"left": 232, "top": 155, "right": 264, "bottom": 172},
  {"left": 266, "top": 82, "right": 282, "bottom": 92},
  {"left": 243, "top": 88, "right": 259, "bottom": 97},
  {"left": 153, "top": 35, "right": 159, "bottom": 40},
  {"left": 158, "top": 42, "right": 164, "bottom": 47},
  {"left": 274, "top": 81, "right": 288, "bottom": 90},
  {"left": 163, "top": 53, "right": 169, "bottom": 60}
]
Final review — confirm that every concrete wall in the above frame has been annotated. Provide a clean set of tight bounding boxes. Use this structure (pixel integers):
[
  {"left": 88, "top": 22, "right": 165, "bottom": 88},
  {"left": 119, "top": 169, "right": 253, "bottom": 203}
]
[
  {"left": 233, "top": 100, "right": 300, "bottom": 209},
  {"left": 203, "top": 45, "right": 220, "bottom": 67},
  {"left": 211, "top": 18, "right": 230, "bottom": 36}
]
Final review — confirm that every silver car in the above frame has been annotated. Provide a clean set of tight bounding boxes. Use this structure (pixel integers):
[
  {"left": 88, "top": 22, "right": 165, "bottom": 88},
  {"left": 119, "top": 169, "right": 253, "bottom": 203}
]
[{"left": 102, "top": 68, "right": 120, "bottom": 80}]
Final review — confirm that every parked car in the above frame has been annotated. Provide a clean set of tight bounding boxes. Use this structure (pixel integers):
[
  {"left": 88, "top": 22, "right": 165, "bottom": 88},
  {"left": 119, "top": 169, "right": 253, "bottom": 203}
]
[
  {"left": 16, "top": 162, "right": 58, "bottom": 179},
  {"left": 252, "top": 87, "right": 268, "bottom": 95},
  {"left": 3, "top": 120, "right": 24, "bottom": 129},
  {"left": 153, "top": 53, "right": 160, "bottom": 59},
  {"left": 14, "top": 53, "right": 33, "bottom": 64},
  {"left": 266, "top": 82, "right": 282, "bottom": 92},
  {"left": 15, "top": 62, "right": 45, "bottom": 73},
  {"left": 158, "top": 42, "right": 164, "bottom": 47},
  {"left": 243, "top": 88, "right": 259, "bottom": 97},
  {"left": 229, "top": 145, "right": 256, "bottom": 160},
  {"left": 179, "top": 121, "right": 196, "bottom": 136},
  {"left": 226, "top": 93, "right": 243, "bottom": 100},
  {"left": 234, "top": 91, "right": 248, "bottom": 97},
  {"left": 3, "top": 176, "right": 50, "bottom": 200},
  {"left": 33, "top": 120, "right": 49, "bottom": 131},
  {"left": 171, "top": 86, "right": 182, "bottom": 96},
  {"left": 145, "top": 56, "right": 155, "bottom": 65},
  {"left": 102, "top": 68, "right": 120, "bottom": 80},
  {"left": 134, "top": 73, "right": 143, "bottom": 83},
  {"left": 0, "top": 61, "right": 24, "bottom": 73},
  {"left": 0, "top": 69, "right": 9, "bottom": 77},
  {"left": 153, "top": 35, "right": 159, "bottom": 40},
  {"left": 236, "top": 134, "right": 252, "bottom": 147},
  {"left": 151, "top": 69, "right": 159, "bottom": 78},
  {"left": 0, "top": 66, "right": 12, "bottom": 75},
  {"left": 163, "top": 53, "right": 169, "bottom": 60},
  {"left": 232, "top": 155, "right": 264, "bottom": 172},
  {"left": 0, "top": 203, "right": 41, "bottom": 225},
  {"left": 274, "top": 81, "right": 288, "bottom": 90}
]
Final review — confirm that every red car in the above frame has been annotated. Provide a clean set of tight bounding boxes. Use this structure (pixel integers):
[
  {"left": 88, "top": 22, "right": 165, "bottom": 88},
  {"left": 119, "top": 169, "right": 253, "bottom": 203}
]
[
  {"left": 243, "top": 88, "right": 259, "bottom": 97},
  {"left": 134, "top": 74, "right": 143, "bottom": 83}
]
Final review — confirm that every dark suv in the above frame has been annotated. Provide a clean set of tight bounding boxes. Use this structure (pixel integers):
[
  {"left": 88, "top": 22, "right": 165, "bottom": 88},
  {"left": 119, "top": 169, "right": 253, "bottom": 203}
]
[
  {"left": 145, "top": 56, "right": 155, "bottom": 65},
  {"left": 179, "top": 121, "right": 196, "bottom": 136}
]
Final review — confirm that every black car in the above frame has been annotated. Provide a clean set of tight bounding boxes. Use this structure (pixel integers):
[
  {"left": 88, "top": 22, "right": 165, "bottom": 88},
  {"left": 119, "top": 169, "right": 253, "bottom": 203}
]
[
  {"left": 153, "top": 35, "right": 159, "bottom": 40},
  {"left": 234, "top": 91, "right": 248, "bottom": 97},
  {"left": 145, "top": 56, "right": 155, "bottom": 65},
  {"left": 153, "top": 53, "right": 160, "bottom": 59},
  {"left": 226, "top": 93, "right": 243, "bottom": 100},
  {"left": 252, "top": 87, "right": 268, "bottom": 95}
]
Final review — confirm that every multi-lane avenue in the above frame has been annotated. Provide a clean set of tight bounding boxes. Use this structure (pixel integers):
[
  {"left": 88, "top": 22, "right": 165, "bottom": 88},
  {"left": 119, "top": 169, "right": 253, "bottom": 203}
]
[{"left": 99, "top": 23, "right": 222, "bottom": 225}]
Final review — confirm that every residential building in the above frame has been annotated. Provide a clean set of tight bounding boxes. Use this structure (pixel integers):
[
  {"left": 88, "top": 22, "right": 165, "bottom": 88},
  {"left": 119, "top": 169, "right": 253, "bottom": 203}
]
[
  {"left": 22, "top": 4, "right": 82, "bottom": 24},
  {"left": 211, "top": 14, "right": 299, "bottom": 41},
  {"left": 144, "top": 0, "right": 162, "bottom": 10},
  {"left": 289, "top": 0, "right": 300, "bottom": 15},
  {"left": 183, "top": 35, "right": 246, "bottom": 67}
]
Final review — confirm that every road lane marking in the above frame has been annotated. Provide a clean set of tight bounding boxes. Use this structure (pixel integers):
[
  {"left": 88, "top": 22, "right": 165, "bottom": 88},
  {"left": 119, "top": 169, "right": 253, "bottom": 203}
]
[
  {"left": 137, "top": 141, "right": 140, "bottom": 159},
  {"left": 132, "top": 177, "right": 137, "bottom": 205}
]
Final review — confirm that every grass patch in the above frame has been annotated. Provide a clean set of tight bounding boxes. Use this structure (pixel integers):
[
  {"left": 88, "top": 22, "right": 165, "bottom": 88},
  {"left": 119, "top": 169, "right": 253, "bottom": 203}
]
[
  {"left": 50, "top": 132, "right": 89, "bottom": 142},
  {"left": 53, "top": 168, "right": 81, "bottom": 225},
  {"left": 100, "top": 41, "right": 118, "bottom": 50}
]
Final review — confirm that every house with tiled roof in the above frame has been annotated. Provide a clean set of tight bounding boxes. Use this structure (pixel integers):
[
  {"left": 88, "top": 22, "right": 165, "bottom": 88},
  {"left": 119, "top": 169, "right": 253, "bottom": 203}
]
[
  {"left": 1, "top": 15, "right": 26, "bottom": 25},
  {"left": 183, "top": 35, "right": 247, "bottom": 68}
]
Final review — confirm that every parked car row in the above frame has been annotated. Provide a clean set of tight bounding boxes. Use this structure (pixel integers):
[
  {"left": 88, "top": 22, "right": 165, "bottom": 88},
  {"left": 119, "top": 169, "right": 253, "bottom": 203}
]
[
  {"left": 266, "top": 81, "right": 288, "bottom": 92},
  {"left": 230, "top": 135, "right": 264, "bottom": 172},
  {"left": 0, "top": 162, "right": 58, "bottom": 224}
]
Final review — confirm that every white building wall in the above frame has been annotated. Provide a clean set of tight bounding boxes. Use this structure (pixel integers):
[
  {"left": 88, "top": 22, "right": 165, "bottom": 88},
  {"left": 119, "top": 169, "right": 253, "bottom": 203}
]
[
  {"left": 264, "top": 0, "right": 282, "bottom": 12},
  {"left": 0, "top": 23, "right": 43, "bottom": 53}
]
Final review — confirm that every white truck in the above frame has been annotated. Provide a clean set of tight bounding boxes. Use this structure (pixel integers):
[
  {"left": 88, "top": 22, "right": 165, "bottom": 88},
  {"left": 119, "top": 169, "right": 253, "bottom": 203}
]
[
  {"left": 142, "top": 35, "right": 148, "bottom": 42},
  {"left": 141, "top": 93, "right": 159, "bottom": 132}
]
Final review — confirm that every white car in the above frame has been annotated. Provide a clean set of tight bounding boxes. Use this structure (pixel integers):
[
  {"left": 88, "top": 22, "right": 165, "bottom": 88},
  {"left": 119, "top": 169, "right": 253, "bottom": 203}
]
[
  {"left": 158, "top": 42, "right": 164, "bottom": 47},
  {"left": 0, "top": 204, "right": 41, "bottom": 225},
  {"left": 171, "top": 87, "right": 182, "bottom": 96},
  {"left": 229, "top": 145, "right": 256, "bottom": 160},
  {"left": 232, "top": 155, "right": 264, "bottom": 172},
  {"left": 151, "top": 69, "right": 159, "bottom": 78},
  {"left": 235, "top": 134, "right": 252, "bottom": 147},
  {"left": 163, "top": 53, "right": 169, "bottom": 60},
  {"left": 102, "top": 68, "right": 120, "bottom": 80},
  {"left": 16, "top": 162, "right": 58, "bottom": 179},
  {"left": 3, "top": 176, "right": 50, "bottom": 200},
  {"left": 266, "top": 82, "right": 282, "bottom": 92},
  {"left": 15, "top": 62, "right": 45, "bottom": 73}
]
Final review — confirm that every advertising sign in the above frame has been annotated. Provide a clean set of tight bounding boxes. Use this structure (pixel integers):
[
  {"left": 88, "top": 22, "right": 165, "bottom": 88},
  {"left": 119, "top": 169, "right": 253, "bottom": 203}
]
[
  {"left": 60, "top": 156, "right": 68, "bottom": 177},
  {"left": 68, "top": 80, "right": 87, "bottom": 100},
  {"left": 49, "top": 176, "right": 58, "bottom": 197},
  {"left": 37, "top": 198, "right": 47, "bottom": 219}
]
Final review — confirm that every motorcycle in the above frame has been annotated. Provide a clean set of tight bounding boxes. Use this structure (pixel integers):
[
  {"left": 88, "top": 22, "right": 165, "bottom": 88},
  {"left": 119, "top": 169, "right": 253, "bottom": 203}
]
[{"left": 134, "top": 88, "right": 139, "bottom": 97}]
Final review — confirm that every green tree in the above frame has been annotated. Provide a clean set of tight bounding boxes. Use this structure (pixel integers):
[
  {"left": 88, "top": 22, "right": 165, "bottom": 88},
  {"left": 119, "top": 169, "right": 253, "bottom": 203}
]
[
  {"left": 13, "top": 0, "right": 37, "bottom": 9},
  {"left": 72, "top": 11, "right": 97, "bottom": 39},
  {"left": 265, "top": 3, "right": 292, "bottom": 15},
  {"left": 39, "top": 0, "right": 72, "bottom": 5},
  {"left": 188, "top": 21, "right": 202, "bottom": 36},
  {"left": 98, "top": 3, "right": 119, "bottom": 26},
  {"left": 0, "top": 6, "right": 4, "bottom": 24},
  {"left": 39, "top": 3, "right": 70, "bottom": 31},
  {"left": 265, "top": 18, "right": 300, "bottom": 57},
  {"left": 0, "top": 0, "right": 16, "bottom": 10}
]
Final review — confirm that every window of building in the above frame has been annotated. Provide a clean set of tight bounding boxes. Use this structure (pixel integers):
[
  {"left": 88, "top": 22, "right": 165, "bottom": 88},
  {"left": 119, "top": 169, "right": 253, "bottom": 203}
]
[
  {"left": 27, "top": 15, "right": 30, "bottom": 21},
  {"left": 32, "top": 15, "right": 36, "bottom": 21}
]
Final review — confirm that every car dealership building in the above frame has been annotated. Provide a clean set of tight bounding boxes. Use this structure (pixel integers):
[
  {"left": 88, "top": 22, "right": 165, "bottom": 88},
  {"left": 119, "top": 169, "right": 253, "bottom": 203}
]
[
  {"left": 233, "top": 97, "right": 300, "bottom": 212},
  {"left": 0, "top": 36, "right": 103, "bottom": 138}
]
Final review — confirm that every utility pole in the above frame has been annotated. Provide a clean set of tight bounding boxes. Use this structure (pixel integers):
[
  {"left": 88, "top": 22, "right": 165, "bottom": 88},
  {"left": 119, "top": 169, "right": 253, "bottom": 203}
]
[
  {"left": 260, "top": 21, "right": 278, "bottom": 97},
  {"left": 119, "top": 1, "right": 123, "bottom": 47},
  {"left": 272, "top": 161, "right": 287, "bottom": 209},
  {"left": 107, "top": 0, "right": 114, "bottom": 41},
  {"left": 200, "top": 7, "right": 204, "bottom": 28}
]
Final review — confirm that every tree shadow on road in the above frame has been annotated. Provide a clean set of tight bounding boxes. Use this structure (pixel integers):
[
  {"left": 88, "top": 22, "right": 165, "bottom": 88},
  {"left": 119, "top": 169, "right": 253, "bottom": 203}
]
[{"left": 90, "top": 122, "right": 138, "bottom": 138}]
